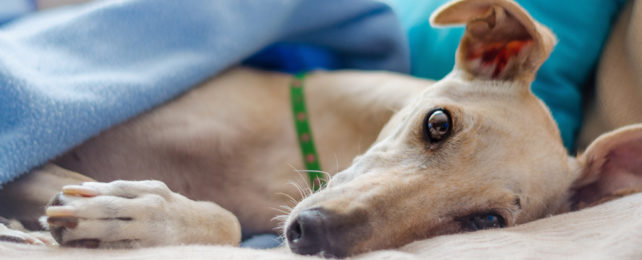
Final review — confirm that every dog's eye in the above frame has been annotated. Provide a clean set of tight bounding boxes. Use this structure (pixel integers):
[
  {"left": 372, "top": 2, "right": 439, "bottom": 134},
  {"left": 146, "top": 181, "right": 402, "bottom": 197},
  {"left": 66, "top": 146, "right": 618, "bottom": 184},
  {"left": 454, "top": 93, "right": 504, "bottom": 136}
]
[
  {"left": 461, "top": 213, "right": 505, "bottom": 231},
  {"left": 423, "top": 109, "right": 452, "bottom": 143}
]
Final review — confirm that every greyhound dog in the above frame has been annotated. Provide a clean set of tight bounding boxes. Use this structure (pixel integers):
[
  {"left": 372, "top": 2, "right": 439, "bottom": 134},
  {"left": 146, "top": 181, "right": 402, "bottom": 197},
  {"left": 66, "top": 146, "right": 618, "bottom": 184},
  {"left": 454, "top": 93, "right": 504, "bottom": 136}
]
[{"left": 1, "top": 0, "right": 641, "bottom": 258}]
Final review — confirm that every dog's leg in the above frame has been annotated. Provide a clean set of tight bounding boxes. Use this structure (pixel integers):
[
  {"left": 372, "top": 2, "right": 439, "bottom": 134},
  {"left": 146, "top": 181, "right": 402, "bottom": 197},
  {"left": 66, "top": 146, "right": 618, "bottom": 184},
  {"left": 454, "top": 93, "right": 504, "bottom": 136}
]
[
  {"left": 46, "top": 180, "right": 241, "bottom": 248},
  {"left": 0, "top": 164, "right": 93, "bottom": 245},
  {"left": 0, "top": 164, "right": 94, "bottom": 229}
]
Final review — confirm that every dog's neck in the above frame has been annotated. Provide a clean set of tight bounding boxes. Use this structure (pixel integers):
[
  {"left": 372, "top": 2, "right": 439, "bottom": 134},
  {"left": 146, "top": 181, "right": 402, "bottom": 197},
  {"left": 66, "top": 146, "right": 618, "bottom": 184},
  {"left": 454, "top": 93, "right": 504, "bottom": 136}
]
[{"left": 303, "top": 71, "right": 431, "bottom": 173}]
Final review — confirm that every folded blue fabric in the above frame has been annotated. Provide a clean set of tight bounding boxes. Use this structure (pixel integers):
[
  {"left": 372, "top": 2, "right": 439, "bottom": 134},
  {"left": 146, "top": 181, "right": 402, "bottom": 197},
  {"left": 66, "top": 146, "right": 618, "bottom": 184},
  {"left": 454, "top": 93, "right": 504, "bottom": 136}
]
[
  {"left": 0, "top": 0, "right": 35, "bottom": 24},
  {"left": 0, "top": 0, "right": 409, "bottom": 186},
  {"left": 386, "top": 0, "right": 627, "bottom": 151}
]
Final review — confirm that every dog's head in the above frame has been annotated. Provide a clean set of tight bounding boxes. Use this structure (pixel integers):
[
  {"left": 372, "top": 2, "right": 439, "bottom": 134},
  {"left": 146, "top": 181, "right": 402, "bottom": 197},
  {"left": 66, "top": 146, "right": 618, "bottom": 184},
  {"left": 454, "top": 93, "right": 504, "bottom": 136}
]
[{"left": 285, "top": 0, "right": 642, "bottom": 257}]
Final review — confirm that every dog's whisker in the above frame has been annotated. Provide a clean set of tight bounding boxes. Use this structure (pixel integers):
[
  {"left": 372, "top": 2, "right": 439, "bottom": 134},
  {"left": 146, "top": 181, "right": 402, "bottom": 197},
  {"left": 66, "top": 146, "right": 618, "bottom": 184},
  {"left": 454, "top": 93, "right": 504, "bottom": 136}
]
[
  {"left": 297, "top": 169, "right": 332, "bottom": 190},
  {"left": 274, "top": 192, "right": 298, "bottom": 206},
  {"left": 295, "top": 169, "right": 331, "bottom": 179},
  {"left": 357, "top": 136, "right": 364, "bottom": 157},
  {"left": 289, "top": 171, "right": 316, "bottom": 197},
  {"left": 277, "top": 205, "right": 294, "bottom": 213},
  {"left": 269, "top": 207, "right": 289, "bottom": 215},
  {"left": 334, "top": 154, "right": 340, "bottom": 175},
  {"left": 287, "top": 181, "right": 306, "bottom": 201},
  {"left": 287, "top": 164, "right": 315, "bottom": 197},
  {"left": 322, "top": 171, "right": 332, "bottom": 185},
  {"left": 271, "top": 213, "right": 291, "bottom": 233},
  {"left": 285, "top": 168, "right": 307, "bottom": 197},
  {"left": 278, "top": 206, "right": 293, "bottom": 213},
  {"left": 271, "top": 214, "right": 289, "bottom": 222},
  {"left": 270, "top": 208, "right": 292, "bottom": 217}
]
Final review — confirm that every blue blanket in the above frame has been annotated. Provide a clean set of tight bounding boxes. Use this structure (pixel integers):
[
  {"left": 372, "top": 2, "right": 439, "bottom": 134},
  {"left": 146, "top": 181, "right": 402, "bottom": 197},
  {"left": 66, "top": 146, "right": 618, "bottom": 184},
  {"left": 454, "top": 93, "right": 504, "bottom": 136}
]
[{"left": 0, "top": 0, "right": 409, "bottom": 186}]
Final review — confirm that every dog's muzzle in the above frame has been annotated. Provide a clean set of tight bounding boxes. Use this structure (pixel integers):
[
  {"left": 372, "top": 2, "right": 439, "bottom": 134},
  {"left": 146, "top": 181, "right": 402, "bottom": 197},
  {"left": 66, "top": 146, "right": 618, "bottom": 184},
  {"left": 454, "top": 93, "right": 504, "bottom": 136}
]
[{"left": 286, "top": 207, "right": 370, "bottom": 258}]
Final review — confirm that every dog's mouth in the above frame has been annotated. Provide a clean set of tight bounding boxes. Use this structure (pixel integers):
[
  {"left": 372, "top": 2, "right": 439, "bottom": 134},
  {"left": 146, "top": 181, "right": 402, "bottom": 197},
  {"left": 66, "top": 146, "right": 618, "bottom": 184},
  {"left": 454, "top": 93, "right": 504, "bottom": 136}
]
[{"left": 284, "top": 205, "right": 510, "bottom": 258}]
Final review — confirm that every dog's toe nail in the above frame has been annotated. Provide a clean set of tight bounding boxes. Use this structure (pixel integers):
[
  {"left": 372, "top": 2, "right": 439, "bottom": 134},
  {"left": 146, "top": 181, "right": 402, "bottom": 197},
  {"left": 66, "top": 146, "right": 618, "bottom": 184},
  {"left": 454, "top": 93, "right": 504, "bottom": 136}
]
[
  {"left": 65, "top": 239, "right": 101, "bottom": 248},
  {"left": 46, "top": 206, "right": 77, "bottom": 217},
  {"left": 47, "top": 216, "right": 79, "bottom": 229},
  {"left": 24, "top": 236, "right": 45, "bottom": 245},
  {"left": 38, "top": 236, "right": 57, "bottom": 246},
  {"left": 63, "top": 185, "right": 99, "bottom": 197}
]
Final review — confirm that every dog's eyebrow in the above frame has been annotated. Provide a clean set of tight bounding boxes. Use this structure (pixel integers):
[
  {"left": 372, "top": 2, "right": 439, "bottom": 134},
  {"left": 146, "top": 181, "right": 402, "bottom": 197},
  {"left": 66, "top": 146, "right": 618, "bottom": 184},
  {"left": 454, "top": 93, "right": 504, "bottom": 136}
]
[{"left": 514, "top": 197, "right": 522, "bottom": 209}]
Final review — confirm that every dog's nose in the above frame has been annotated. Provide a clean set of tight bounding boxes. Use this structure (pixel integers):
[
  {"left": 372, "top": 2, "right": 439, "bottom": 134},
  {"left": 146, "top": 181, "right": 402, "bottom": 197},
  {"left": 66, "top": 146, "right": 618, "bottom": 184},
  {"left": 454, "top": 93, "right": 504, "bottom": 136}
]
[{"left": 286, "top": 208, "right": 347, "bottom": 258}]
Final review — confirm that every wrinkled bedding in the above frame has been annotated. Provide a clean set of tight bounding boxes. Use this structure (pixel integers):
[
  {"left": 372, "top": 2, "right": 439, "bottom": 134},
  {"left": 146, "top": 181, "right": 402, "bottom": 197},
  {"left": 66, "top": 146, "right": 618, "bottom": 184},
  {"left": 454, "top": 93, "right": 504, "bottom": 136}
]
[{"left": 2, "top": 193, "right": 640, "bottom": 259}]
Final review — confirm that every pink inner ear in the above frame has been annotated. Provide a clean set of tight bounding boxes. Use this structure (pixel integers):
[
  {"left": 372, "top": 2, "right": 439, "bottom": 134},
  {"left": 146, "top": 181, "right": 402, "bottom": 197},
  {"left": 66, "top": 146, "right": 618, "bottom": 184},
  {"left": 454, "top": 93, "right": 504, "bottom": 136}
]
[
  {"left": 575, "top": 140, "right": 642, "bottom": 207},
  {"left": 601, "top": 142, "right": 642, "bottom": 191},
  {"left": 466, "top": 39, "right": 533, "bottom": 78}
]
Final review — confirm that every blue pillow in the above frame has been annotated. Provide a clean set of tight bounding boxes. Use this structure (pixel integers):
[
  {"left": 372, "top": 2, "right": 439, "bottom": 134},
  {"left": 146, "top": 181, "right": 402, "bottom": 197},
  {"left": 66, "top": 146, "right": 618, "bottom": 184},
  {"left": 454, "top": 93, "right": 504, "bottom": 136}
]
[{"left": 386, "top": 0, "right": 626, "bottom": 151}]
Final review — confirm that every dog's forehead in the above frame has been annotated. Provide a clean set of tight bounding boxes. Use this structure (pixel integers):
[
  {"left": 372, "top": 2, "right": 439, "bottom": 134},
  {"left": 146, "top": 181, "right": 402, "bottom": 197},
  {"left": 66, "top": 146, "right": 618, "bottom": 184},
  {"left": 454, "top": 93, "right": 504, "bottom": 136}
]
[
  {"left": 420, "top": 77, "right": 526, "bottom": 104},
  {"left": 417, "top": 77, "right": 554, "bottom": 125}
]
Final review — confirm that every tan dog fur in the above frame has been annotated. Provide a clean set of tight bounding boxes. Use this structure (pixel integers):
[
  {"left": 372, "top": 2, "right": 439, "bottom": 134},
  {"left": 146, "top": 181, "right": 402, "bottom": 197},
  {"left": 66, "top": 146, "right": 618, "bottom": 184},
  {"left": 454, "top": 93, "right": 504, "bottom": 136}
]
[
  {"left": 284, "top": 0, "right": 642, "bottom": 256},
  {"left": 0, "top": 0, "right": 641, "bottom": 258},
  {"left": 0, "top": 67, "right": 428, "bottom": 247}
]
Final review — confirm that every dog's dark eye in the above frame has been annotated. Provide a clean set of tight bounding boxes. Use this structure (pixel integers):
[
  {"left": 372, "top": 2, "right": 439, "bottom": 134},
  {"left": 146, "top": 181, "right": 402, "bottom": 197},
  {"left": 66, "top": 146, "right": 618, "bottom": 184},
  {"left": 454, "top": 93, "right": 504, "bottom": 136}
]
[
  {"left": 423, "top": 109, "right": 452, "bottom": 143},
  {"left": 461, "top": 213, "right": 505, "bottom": 231}
]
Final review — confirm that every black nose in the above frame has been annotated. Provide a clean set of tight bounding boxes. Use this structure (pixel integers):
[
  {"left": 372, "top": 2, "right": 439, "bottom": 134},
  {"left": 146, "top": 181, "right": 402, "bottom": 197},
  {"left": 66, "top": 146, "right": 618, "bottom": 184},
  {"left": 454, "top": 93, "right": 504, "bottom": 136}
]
[{"left": 286, "top": 208, "right": 346, "bottom": 258}]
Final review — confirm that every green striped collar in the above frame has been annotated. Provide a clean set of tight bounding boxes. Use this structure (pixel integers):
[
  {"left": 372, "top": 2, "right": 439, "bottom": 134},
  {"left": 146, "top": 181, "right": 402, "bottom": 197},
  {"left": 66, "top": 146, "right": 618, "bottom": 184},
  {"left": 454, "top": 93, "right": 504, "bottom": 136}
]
[{"left": 290, "top": 73, "right": 325, "bottom": 191}]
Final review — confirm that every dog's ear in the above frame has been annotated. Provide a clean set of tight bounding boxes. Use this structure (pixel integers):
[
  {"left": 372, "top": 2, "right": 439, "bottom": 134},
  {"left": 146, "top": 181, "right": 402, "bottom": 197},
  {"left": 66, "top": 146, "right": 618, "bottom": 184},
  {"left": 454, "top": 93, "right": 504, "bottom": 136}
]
[
  {"left": 570, "top": 124, "right": 642, "bottom": 210},
  {"left": 430, "top": 0, "right": 556, "bottom": 82}
]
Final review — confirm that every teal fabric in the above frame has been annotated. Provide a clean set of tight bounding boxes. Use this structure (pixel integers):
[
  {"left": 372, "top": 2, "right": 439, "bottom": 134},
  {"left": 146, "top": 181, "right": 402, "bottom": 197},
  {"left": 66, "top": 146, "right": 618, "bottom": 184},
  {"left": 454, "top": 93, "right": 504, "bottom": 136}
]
[{"left": 386, "top": 0, "right": 627, "bottom": 151}]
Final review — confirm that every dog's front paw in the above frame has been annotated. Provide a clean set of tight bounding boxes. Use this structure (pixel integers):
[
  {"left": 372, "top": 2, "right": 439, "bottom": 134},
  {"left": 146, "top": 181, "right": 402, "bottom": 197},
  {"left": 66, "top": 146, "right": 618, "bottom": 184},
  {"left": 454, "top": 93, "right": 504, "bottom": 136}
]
[
  {"left": 46, "top": 180, "right": 180, "bottom": 248},
  {"left": 0, "top": 223, "right": 56, "bottom": 246},
  {"left": 46, "top": 180, "right": 241, "bottom": 248}
]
